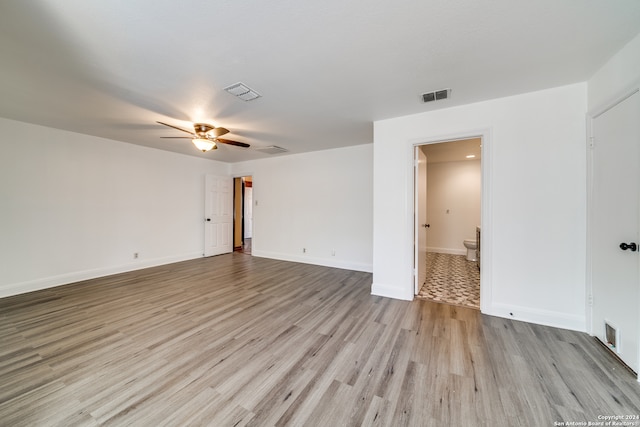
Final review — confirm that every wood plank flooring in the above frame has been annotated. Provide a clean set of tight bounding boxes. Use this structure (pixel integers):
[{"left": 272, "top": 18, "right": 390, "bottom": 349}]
[{"left": 1, "top": 253, "right": 639, "bottom": 426}]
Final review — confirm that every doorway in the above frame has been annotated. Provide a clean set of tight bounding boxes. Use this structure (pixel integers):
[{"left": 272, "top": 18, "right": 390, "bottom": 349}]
[
  {"left": 233, "top": 176, "right": 253, "bottom": 255},
  {"left": 588, "top": 88, "right": 639, "bottom": 377},
  {"left": 414, "top": 138, "right": 482, "bottom": 309},
  {"left": 204, "top": 175, "right": 234, "bottom": 257}
]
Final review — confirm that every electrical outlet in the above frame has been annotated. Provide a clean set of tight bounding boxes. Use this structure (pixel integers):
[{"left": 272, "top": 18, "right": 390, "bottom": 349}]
[
  {"left": 331, "top": 249, "right": 336, "bottom": 256},
  {"left": 133, "top": 252, "right": 139, "bottom": 259},
  {"left": 302, "top": 248, "right": 306, "bottom": 253}
]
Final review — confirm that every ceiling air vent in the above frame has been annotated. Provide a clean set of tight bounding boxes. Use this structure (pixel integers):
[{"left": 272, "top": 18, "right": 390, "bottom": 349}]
[
  {"left": 422, "top": 88, "right": 451, "bottom": 103},
  {"left": 256, "top": 145, "right": 288, "bottom": 155},
  {"left": 224, "top": 82, "right": 261, "bottom": 101}
]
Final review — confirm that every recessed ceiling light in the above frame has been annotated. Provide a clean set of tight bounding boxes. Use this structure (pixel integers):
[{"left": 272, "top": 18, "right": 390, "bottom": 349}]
[{"left": 466, "top": 154, "right": 476, "bottom": 158}]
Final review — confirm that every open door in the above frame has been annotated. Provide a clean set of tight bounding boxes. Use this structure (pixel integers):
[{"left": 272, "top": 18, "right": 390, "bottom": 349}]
[
  {"left": 589, "top": 89, "right": 640, "bottom": 376},
  {"left": 414, "top": 146, "right": 428, "bottom": 295},
  {"left": 204, "top": 175, "right": 233, "bottom": 257}
]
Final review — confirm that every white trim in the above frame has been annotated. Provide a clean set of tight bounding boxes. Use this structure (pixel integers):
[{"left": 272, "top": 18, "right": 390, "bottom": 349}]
[
  {"left": 407, "top": 128, "right": 493, "bottom": 314},
  {"left": 588, "top": 77, "right": 640, "bottom": 118},
  {"left": 492, "top": 303, "right": 586, "bottom": 332},
  {"left": 585, "top": 110, "right": 596, "bottom": 336},
  {"left": 372, "top": 281, "right": 414, "bottom": 300},
  {"left": 0, "top": 252, "right": 203, "bottom": 299},
  {"left": 592, "top": 89, "right": 639, "bottom": 118},
  {"left": 252, "top": 250, "right": 373, "bottom": 273},
  {"left": 231, "top": 170, "right": 254, "bottom": 179}
]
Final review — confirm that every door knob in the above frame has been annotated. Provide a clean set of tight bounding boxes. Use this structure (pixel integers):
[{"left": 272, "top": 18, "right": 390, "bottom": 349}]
[
  {"left": 206, "top": 218, "right": 211, "bottom": 222},
  {"left": 619, "top": 242, "right": 637, "bottom": 252},
  {"left": 422, "top": 224, "right": 430, "bottom": 228}
]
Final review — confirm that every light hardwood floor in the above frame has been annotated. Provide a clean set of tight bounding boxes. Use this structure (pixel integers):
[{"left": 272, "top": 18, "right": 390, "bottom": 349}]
[{"left": 1, "top": 254, "right": 639, "bottom": 426}]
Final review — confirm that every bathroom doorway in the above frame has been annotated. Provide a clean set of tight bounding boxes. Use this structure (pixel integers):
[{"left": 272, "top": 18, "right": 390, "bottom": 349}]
[
  {"left": 233, "top": 176, "right": 253, "bottom": 255},
  {"left": 414, "top": 138, "right": 482, "bottom": 309}
]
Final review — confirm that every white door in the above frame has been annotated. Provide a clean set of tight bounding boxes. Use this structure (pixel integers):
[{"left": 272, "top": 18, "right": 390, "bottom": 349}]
[
  {"left": 204, "top": 175, "right": 233, "bottom": 257},
  {"left": 590, "top": 90, "right": 640, "bottom": 375},
  {"left": 414, "top": 146, "right": 428, "bottom": 295}
]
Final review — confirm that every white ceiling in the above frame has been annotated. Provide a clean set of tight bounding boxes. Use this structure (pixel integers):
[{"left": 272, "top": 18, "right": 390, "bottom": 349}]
[
  {"left": 421, "top": 138, "right": 481, "bottom": 164},
  {"left": 1, "top": 1, "right": 639, "bottom": 163}
]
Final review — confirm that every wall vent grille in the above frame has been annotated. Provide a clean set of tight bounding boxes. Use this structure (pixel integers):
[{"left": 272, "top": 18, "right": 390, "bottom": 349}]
[
  {"left": 605, "top": 321, "right": 619, "bottom": 353},
  {"left": 256, "top": 145, "right": 288, "bottom": 155},
  {"left": 224, "top": 82, "right": 261, "bottom": 101},
  {"left": 422, "top": 88, "right": 451, "bottom": 103}
]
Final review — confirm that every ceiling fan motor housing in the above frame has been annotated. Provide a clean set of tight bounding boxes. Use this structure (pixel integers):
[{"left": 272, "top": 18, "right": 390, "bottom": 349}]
[{"left": 194, "top": 123, "right": 215, "bottom": 137}]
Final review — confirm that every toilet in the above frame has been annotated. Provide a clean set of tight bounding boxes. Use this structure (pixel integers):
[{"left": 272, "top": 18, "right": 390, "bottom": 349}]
[{"left": 463, "top": 239, "right": 477, "bottom": 261}]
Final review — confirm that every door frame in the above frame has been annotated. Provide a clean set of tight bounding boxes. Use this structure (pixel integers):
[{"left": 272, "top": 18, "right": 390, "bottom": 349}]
[
  {"left": 232, "top": 172, "right": 255, "bottom": 254},
  {"left": 233, "top": 177, "right": 244, "bottom": 250},
  {"left": 409, "top": 128, "right": 493, "bottom": 313},
  {"left": 414, "top": 146, "right": 428, "bottom": 295},
  {"left": 586, "top": 85, "right": 640, "bottom": 345}
]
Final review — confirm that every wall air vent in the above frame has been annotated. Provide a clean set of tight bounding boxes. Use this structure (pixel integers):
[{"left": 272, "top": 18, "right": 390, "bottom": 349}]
[
  {"left": 605, "top": 321, "right": 619, "bottom": 353},
  {"left": 421, "top": 88, "right": 451, "bottom": 103},
  {"left": 256, "top": 145, "right": 288, "bottom": 155},
  {"left": 224, "top": 82, "right": 261, "bottom": 101}
]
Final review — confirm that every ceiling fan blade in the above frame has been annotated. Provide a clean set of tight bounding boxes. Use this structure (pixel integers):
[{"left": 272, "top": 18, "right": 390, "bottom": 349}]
[
  {"left": 160, "top": 136, "right": 192, "bottom": 139},
  {"left": 216, "top": 138, "right": 250, "bottom": 148},
  {"left": 157, "top": 121, "right": 195, "bottom": 136},
  {"left": 210, "top": 127, "right": 230, "bottom": 137}
]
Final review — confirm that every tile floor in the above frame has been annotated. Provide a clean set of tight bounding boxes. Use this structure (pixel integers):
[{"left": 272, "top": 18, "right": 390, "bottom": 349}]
[{"left": 417, "top": 252, "right": 480, "bottom": 309}]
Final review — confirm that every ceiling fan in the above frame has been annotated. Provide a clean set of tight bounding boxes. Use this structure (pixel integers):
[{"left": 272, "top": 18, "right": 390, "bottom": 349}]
[{"left": 157, "top": 121, "right": 250, "bottom": 152}]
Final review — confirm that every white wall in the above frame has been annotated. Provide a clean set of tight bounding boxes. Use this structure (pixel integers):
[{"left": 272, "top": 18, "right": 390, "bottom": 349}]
[
  {"left": 373, "top": 83, "right": 587, "bottom": 331},
  {"left": 588, "top": 33, "right": 640, "bottom": 111},
  {"left": 425, "top": 159, "right": 481, "bottom": 254},
  {"left": 231, "top": 144, "right": 373, "bottom": 272},
  {"left": 0, "top": 118, "right": 228, "bottom": 297}
]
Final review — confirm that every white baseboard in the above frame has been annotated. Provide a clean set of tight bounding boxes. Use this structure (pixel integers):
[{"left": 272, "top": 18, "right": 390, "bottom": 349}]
[
  {"left": 251, "top": 250, "right": 373, "bottom": 273},
  {"left": 0, "top": 252, "right": 203, "bottom": 299},
  {"left": 489, "top": 302, "right": 586, "bottom": 333},
  {"left": 371, "top": 282, "right": 413, "bottom": 301},
  {"left": 427, "top": 247, "right": 466, "bottom": 256}
]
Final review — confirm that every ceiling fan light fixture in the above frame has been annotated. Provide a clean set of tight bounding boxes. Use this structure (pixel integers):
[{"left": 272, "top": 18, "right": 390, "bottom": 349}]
[
  {"left": 192, "top": 138, "right": 217, "bottom": 152},
  {"left": 157, "top": 121, "right": 248, "bottom": 150}
]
